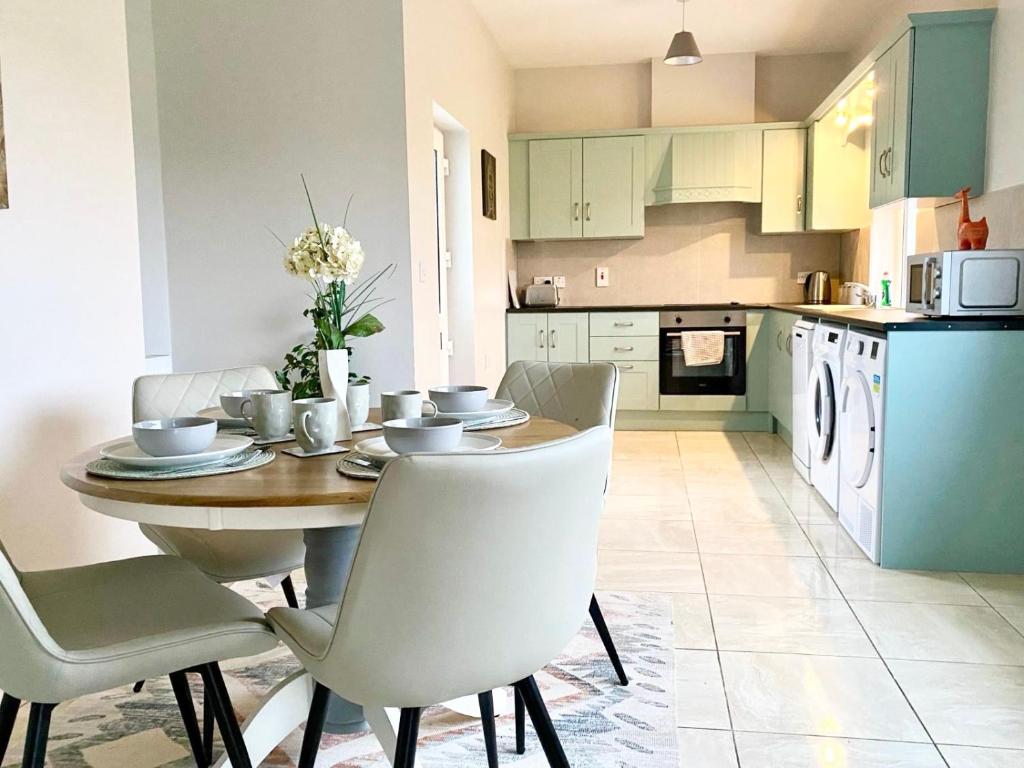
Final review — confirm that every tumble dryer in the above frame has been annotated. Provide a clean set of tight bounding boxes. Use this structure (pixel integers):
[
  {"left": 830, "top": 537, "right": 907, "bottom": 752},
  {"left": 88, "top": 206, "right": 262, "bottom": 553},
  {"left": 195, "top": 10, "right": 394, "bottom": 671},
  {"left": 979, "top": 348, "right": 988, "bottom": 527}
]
[
  {"left": 807, "top": 323, "right": 846, "bottom": 511},
  {"left": 838, "top": 330, "right": 887, "bottom": 562}
]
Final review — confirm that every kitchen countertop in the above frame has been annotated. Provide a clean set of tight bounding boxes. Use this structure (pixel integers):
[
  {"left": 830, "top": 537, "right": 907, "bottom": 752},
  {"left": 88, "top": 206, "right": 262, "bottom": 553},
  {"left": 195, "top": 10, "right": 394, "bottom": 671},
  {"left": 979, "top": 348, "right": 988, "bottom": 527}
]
[
  {"left": 507, "top": 303, "right": 765, "bottom": 314},
  {"left": 769, "top": 304, "right": 1024, "bottom": 332}
]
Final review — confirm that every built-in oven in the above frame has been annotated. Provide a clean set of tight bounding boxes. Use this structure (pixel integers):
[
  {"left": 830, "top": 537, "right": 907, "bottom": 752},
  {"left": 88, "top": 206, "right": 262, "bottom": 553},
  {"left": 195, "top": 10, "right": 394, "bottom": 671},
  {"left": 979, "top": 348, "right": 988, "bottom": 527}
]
[{"left": 659, "top": 310, "right": 746, "bottom": 396}]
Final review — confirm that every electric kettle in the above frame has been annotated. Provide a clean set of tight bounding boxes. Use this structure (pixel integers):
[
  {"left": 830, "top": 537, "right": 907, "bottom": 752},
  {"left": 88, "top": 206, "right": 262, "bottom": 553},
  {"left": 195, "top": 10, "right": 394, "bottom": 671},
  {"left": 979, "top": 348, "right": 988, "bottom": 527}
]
[{"left": 803, "top": 271, "right": 832, "bottom": 304}]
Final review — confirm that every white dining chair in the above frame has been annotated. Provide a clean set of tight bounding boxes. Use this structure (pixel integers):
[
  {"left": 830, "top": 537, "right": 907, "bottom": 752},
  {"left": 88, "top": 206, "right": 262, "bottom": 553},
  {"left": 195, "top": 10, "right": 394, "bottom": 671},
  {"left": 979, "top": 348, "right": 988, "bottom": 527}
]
[
  {"left": 132, "top": 366, "right": 306, "bottom": 608},
  {"left": 267, "top": 426, "right": 613, "bottom": 768},
  {"left": 0, "top": 540, "right": 277, "bottom": 767}
]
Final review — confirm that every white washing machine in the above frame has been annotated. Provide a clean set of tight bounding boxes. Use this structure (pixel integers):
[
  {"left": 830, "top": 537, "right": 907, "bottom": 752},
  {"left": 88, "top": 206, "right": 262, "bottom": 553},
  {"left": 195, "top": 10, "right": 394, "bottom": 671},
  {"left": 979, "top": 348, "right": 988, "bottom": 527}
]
[
  {"left": 790, "top": 319, "right": 816, "bottom": 482},
  {"left": 807, "top": 323, "right": 847, "bottom": 511},
  {"left": 838, "top": 330, "right": 887, "bottom": 563}
]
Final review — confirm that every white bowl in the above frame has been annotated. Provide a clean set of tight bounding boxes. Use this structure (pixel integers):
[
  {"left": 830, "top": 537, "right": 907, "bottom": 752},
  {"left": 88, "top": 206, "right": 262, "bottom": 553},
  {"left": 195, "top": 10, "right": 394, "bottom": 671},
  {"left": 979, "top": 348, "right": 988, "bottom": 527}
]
[
  {"left": 132, "top": 417, "right": 218, "bottom": 457},
  {"left": 428, "top": 385, "right": 489, "bottom": 414},
  {"left": 382, "top": 417, "right": 464, "bottom": 455},
  {"left": 220, "top": 389, "right": 277, "bottom": 418}
]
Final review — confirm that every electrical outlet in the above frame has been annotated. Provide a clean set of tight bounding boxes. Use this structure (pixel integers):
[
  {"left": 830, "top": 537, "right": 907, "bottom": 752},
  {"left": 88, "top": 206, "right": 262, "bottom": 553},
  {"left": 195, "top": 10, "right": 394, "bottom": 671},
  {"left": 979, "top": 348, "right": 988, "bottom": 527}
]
[
  {"left": 796, "top": 271, "right": 812, "bottom": 285},
  {"left": 596, "top": 267, "right": 609, "bottom": 287},
  {"left": 553, "top": 276, "right": 566, "bottom": 289},
  {"left": 533, "top": 276, "right": 553, "bottom": 285}
]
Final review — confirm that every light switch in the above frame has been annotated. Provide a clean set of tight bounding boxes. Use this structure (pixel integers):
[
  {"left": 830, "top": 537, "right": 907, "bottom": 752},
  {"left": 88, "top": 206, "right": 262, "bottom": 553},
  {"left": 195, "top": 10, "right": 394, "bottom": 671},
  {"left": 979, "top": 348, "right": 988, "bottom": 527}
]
[{"left": 596, "top": 267, "right": 609, "bottom": 287}]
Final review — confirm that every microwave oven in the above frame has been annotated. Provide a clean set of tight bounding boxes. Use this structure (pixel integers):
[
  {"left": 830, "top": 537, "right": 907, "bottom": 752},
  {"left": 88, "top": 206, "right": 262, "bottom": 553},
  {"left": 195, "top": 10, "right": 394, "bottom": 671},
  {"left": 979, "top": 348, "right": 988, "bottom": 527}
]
[{"left": 905, "top": 250, "right": 1024, "bottom": 316}]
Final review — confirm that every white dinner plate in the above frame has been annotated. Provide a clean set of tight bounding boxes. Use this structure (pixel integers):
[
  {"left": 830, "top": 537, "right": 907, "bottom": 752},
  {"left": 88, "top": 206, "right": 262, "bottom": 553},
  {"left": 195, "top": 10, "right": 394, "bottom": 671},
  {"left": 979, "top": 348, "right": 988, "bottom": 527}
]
[
  {"left": 100, "top": 434, "right": 254, "bottom": 469},
  {"left": 354, "top": 434, "right": 502, "bottom": 460},
  {"left": 433, "top": 399, "right": 515, "bottom": 420},
  {"left": 197, "top": 406, "right": 249, "bottom": 429}
]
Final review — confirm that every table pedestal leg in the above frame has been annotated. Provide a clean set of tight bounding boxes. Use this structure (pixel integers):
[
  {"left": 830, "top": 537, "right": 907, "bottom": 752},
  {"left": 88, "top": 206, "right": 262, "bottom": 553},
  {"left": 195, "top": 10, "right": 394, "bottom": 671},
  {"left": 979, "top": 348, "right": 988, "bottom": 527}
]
[{"left": 303, "top": 526, "right": 368, "bottom": 734}]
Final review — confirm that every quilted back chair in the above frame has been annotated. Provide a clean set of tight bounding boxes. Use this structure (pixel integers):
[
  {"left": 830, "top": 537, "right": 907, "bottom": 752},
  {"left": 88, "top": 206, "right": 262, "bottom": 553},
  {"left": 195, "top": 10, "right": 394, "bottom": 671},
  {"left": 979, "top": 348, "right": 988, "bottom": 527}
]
[
  {"left": 496, "top": 361, "right": 619, "bottom": 431},
  {"left": 132, "top": 367, "right": 305, "bottom": 593}
]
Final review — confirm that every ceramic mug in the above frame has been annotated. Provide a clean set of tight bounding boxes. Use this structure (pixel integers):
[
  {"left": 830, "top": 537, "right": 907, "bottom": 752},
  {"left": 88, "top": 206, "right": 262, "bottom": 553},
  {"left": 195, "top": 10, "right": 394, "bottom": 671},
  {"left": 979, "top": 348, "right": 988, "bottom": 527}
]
[
  {"left": 293, "top": 397, "right": 338, "bottom": 453},
  {"left": 380, "top": 390, "right": 438, "bottom": 422},
  {"left": 346, "top": 380, "right": 370, "bottom": 428},
  {"left": 240, "top": 389, "right": 292, "bottom": 439}
]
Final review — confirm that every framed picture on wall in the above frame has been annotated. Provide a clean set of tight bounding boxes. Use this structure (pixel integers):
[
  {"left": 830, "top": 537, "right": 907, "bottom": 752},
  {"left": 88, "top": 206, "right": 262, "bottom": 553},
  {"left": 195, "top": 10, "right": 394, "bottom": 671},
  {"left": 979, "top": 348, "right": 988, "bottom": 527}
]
[
  {"left": 481, "top": 149, "right": 496, "bottom": 220},
  {"left": 0, "top": 63, "right": 8, "bottom": 209}
]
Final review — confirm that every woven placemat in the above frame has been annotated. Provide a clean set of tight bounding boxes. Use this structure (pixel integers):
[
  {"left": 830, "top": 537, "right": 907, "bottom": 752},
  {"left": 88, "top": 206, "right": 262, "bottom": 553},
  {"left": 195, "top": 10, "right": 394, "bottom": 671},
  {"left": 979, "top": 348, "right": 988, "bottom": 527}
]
[
  {"left": 86, "top": 448, "right": 276, "bottom": 480},
  {"left": 462, "top": 408, "right": 530, "bottom": 431},
  {"left": 337, "top": 453, "right": 382, "bottom": 480}
]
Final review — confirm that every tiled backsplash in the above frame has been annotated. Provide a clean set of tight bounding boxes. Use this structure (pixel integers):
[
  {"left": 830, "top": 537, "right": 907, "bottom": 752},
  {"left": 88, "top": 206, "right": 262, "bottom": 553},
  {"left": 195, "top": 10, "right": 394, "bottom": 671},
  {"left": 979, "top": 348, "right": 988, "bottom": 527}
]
[
  {"left": 925, "top": 182, "right": 1024, "bottom": 252},
  {"left": 514, "top": 202, "right": 841, "bottom": 306}
]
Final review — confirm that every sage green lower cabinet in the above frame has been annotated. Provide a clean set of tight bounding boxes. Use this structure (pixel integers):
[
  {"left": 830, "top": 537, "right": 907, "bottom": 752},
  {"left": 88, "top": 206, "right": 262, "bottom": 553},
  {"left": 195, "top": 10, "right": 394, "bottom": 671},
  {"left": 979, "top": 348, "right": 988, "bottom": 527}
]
[
  {"left": 612, "top": 361, "right": 660, "bottom": 411},
  {"left": 745, "top": 310, "right": 770, "bottom": 413},
  {"left": 767, "top": 311, "right": 795, "bottom": 437},
  {"left": 589, "top": 311, "right": 659, "bottom": 411},
  {"left": 506, "top": 313, "right": 589, "bottom": 364}
]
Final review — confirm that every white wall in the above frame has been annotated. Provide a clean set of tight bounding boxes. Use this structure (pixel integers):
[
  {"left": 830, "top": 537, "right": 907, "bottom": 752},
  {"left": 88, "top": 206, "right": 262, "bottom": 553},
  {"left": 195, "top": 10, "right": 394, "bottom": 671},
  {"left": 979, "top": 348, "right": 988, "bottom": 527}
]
[
  {"left": 0, "top": 0, "right": 150, "bottom": 569},
  {"left": 150, "top": 0, "right": 414, "bottom": 399},
  {"left": 650, "top": 53, "right": 755, "bottom": 127},
  {"left": 987, "top": 0, "right": 1024, "bottom": 191},
  {"left": 403, "top": 0, "right": 515, "bottom": 392},
  {"left": 754, "top": 53, "right": 850, "bottom": 122},
  {"left": 514, "top": 63, "right": 651, "bottom": 133}
]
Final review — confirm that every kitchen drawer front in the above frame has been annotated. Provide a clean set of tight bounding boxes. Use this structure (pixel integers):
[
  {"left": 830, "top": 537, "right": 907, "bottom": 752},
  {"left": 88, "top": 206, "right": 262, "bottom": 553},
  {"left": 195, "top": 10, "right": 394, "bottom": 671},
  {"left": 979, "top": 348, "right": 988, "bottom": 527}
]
[
  {"left": 590, "top": 335, "right": 659, "bottom": 361},
  {"left": 659, "top": 395, "right": 747, "bottom": 412},
  {"left": 589, "top": 311, "right": 658, "bottom": 337},
  {"left": 609, "top": 361, "right": 659, "bottom": 411}
]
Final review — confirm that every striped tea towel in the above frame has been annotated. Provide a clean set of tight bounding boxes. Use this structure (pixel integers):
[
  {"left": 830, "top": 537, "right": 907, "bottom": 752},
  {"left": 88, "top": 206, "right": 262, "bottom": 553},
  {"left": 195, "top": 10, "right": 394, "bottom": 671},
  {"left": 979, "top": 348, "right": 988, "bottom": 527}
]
[{"left": 680, "top": 331, "right": 726, "bottom": 366}]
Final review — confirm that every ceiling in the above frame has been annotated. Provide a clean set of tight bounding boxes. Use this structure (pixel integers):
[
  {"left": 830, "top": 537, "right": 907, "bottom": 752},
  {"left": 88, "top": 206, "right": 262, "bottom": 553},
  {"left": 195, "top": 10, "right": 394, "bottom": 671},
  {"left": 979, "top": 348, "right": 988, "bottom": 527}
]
[{"left": 469, "top": 0, "right": 995, "bottom": 69}]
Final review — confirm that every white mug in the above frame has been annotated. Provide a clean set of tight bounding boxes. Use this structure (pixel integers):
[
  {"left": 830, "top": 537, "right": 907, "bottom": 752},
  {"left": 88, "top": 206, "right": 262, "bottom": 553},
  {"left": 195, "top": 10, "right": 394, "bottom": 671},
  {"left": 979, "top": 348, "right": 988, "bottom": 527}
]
[
  {"left": 293, "top": 398, "right": 338, "bottom": 453},
  {"left": 240, "top": 389, "right": 292, "bottom": 439},
  {"left": 380, "top": 390, "right": 438, "bottom": 422}
]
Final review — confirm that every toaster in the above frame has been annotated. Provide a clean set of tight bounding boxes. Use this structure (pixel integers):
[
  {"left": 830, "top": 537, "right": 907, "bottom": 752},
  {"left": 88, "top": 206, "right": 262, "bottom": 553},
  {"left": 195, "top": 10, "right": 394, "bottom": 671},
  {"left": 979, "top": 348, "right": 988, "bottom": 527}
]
[{"left": 524, "top": 284, "right": 560, "bottom": 307}]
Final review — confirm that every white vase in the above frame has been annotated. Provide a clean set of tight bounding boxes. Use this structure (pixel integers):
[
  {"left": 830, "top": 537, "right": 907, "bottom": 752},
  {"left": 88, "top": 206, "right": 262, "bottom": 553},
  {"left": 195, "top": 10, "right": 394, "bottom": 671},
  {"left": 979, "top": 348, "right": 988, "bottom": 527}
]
[
  {"left": 346, "top": 380, "right": 370, "bottom": 427},
  {"left": 318, "top": 349, "right": 353, "bottom": 440}
]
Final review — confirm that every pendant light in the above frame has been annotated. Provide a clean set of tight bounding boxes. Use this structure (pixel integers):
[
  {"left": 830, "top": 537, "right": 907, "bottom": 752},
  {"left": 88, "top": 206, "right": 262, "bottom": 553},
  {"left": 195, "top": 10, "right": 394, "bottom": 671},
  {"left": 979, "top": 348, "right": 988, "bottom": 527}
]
[{"left": 664, "top": 0, "right": 703, "bottom": 66}]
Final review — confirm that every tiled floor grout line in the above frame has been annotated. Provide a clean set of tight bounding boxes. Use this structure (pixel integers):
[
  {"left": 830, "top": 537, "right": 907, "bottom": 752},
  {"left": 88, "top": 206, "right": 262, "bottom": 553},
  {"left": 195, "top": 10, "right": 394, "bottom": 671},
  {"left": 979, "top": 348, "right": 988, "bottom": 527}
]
[
  {"left": 675, "top": 432, "right": 744, "bottom": 767},
  {"left": 955, "top": 576, "right": 1024, "bottom": 643},
  {"left": 742, "top": 432, "right": 953, "bottom": 767}
]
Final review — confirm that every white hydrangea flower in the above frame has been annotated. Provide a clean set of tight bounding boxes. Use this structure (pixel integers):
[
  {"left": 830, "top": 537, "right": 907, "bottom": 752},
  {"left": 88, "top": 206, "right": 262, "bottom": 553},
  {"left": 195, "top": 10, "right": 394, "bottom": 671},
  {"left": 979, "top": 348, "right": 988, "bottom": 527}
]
[{"left": 283, "top": 224, "right": 365, "bottom": 285}]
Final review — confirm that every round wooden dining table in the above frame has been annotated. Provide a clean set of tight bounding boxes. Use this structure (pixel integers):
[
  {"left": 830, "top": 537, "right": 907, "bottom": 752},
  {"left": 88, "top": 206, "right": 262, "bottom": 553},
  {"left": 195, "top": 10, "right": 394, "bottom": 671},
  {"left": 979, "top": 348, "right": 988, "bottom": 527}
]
[{"left": 60, "top": 411, "right": 575, "bottom": 767}]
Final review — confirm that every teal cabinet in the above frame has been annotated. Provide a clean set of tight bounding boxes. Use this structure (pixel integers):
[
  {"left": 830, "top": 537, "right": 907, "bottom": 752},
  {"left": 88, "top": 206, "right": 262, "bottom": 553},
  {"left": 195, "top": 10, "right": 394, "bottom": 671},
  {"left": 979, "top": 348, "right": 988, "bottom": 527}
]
[
  {"left": 512, "top": 136, "right": 645, "bottom": 240},
  {"left": 745, "top": 310, "right": 770, "bottom": 412},
  {"left": 767, "top": 311, "right": 794, "bottom": 437},
  {"left": 870, "top": 10, "right": 995, "bottom": 208},
  {"left": 506, "top": 313, "right": 589, "bottom": 364}
]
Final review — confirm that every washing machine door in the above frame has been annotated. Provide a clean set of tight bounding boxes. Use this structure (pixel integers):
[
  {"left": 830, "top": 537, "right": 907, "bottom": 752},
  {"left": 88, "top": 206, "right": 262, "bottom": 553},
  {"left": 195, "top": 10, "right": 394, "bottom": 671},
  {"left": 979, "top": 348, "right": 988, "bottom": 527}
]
[
  {"left": 840, "top": 371, "right": 875, "bottom": 488},
  {"left": 806, "top": 360, "right": 837, "bottom": 461}
]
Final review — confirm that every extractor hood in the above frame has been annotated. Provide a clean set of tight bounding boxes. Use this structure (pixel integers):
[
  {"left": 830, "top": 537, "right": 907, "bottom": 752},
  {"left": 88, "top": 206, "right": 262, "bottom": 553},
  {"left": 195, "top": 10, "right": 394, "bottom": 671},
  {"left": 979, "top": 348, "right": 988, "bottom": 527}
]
[{"left": 649, "top": 129, "right": 764, "bottom": 205}]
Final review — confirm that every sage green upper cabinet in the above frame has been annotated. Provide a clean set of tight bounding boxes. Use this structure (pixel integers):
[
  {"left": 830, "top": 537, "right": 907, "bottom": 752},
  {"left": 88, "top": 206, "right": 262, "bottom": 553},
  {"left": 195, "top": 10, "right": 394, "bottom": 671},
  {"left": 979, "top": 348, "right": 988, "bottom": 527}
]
[
  {"left": 648, "top": 130, "right": 763, "bottom": 205},
  {"left": 581, "top": 136, "right": 644, "bottom": 238},
  {"left": 806, "top": 118, "right": 869, "bottom": 232},
  {"left": 870, "top": 10, "right": 995, "bottom": 208},
  {"left": 513, "top": 135, "right": 645, "bottom": 241},
  {"left": 528, "top": 139, "right": 583, "bottom": 240},
  {"left": 761, "top": 129, "right": 807, "bottom": 234}
]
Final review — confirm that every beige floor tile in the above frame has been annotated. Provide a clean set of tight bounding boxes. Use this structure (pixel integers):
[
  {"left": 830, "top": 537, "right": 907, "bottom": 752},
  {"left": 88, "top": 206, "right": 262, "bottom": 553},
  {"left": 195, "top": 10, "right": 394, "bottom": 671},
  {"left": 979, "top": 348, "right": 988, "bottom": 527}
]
[
  {"left": 688, "top": 495, "right": 798, "bottom": 525},
  {"left": 710, "top": 595, "right": 875, "bottom": 657},
  {"left": 695, "top": 522, "right": 816, "bottom": 556},
  {"left": 806, "top": 523, "right": 868, "bottom": 560},
  {"left": 960, "top": 573, "right": 1024, "bottom": 607},
  {"left": 597, "top": 550, "right": 705, "bottom": 593},
  {"left": 609, "top": 462, "right": 688, "bottom": 497},
  {"left": 684, "top": 477, "right": 783, "bottom": 500},
  {"left": 603, "top": 494, "right": 691, "bottom": 520},
  {"left": 786, "top": 491, "right": 839, "bottom": 526},
  {"left": 852, "top": 601, "right": 1024, "bottom": 665},
  {"left": 674, "top": 650, "right": 731, "bottom": 729},
  {"left": 81, "top": 728, "right": 189, "bottom": 768},
  {"left": 890, "top": 659, "right": 1024, "bottom": 749},
  {"left": 826, "top": 560, "right": 986, "bottom": 605},
  {"left": 720, "top": 651, "right": 928, "bottom": 741},
  {"left": 613, "top": 431, "right": 680, "bottom": 461},
  {"left": 734, "top": 733, "right": 945, "bottom": 767},
  {"left": 997, "top": 605, "right": 1024, "bottom": 635},
  {"left": 940, "top": 745, "right": 1024, "bottom": 768},
  {"left": 677, "top": 728, "right": 738, "bottom": 768},
  {"left": 702, "top": 554, "right": 842, "bottom": 599},
  {"left": 599, "top": 519, "right": 697, "bottom": 552},
  {"left": 673, "top": 593, "right": 716, "bottom": 650}
]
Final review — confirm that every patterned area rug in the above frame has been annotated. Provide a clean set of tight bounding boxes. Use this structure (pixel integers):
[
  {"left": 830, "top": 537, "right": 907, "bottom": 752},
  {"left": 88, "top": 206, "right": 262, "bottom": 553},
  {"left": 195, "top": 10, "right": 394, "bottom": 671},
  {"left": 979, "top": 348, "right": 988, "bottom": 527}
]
[{"left": 1, "top": 584, "right": 676, "bottom": 768}]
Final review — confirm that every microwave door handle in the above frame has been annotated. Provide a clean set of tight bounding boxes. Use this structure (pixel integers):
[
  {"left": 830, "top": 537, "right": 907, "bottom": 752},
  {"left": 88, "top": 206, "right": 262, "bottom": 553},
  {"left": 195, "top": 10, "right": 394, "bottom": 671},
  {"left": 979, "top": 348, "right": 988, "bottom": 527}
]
[{"left": 923, "top": 258, "right": 937, "bottom": 310}]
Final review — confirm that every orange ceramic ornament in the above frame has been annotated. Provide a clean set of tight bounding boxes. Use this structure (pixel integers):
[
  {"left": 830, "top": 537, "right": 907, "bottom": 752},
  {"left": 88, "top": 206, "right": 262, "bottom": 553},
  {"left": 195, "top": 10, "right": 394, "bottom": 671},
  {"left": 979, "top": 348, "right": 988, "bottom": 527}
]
[{"left": 955, "top": 186, "right": 989, "bottom": 250}]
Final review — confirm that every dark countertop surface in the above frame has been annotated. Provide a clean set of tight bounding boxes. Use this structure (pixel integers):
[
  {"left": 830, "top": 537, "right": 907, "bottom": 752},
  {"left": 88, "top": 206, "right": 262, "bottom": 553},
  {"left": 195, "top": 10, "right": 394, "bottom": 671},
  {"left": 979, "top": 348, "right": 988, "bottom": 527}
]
[{"left": 507, "top": 302, "right": 1024, "bottom": 331}]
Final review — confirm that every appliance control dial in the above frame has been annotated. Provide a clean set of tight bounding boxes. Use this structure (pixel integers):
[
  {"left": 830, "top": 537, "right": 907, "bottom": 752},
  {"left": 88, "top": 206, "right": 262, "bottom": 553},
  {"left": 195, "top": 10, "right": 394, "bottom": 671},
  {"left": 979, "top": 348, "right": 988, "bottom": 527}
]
[
  {"left": 675, "top": 316, "right": 682, "bottom": 324},
  {"left": 724, "top": 315, "right": 732, "bottom": 324}
]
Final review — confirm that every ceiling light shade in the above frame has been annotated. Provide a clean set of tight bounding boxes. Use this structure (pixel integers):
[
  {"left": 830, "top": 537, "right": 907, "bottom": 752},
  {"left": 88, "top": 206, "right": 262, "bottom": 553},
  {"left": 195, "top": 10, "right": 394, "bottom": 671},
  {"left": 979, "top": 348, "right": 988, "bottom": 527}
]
[{"left": 664, "top": 30, "right": 702, "bottom": 65}]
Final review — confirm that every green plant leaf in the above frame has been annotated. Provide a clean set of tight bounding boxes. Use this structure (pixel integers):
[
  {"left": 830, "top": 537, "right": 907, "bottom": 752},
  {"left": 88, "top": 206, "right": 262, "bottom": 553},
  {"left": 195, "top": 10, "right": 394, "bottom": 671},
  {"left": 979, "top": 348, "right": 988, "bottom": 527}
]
[{"left": 344, "top": 313, "right": 385, "bottom": 338}]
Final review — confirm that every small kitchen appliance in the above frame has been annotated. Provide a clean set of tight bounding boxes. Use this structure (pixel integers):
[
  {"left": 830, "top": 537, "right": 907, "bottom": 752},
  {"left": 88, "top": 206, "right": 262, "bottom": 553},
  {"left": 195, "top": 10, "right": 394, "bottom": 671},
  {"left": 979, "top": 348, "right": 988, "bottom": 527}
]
[
  {"left": 659, "top": 310, "right": 746, "bottom": 396},
  {"left": 807, "top": 322, "right": 846, "bottom": 512},
  {"left": 524, "top": 283, "right": 560, "bottom": 307},
  {"left": 803, "top": 271, "right": 832, "bottom": 304},
  {"left": 839, "top": 282, "right": 875, "bottom": 306},
  {"left": 905, "top": 249, "right": 1024, "bottom": 316}
]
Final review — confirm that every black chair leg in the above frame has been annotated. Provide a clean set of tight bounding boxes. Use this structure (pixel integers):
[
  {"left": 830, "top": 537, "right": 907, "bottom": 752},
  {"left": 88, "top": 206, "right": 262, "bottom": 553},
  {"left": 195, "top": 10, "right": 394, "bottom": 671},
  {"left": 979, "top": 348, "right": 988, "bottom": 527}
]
[
  {"left": 281, "top": 574, "right": 300, "bottom": 609},
  {"left": 21, "top": 702, "right": 55, "bottom": 768},
  {"left": 133, "top": 680, "right": 146, "bottom": 693},
  {"left": 0, "top": 693, "right": 20, "bottom": 763},
  {"left": 514, "top": 687, "right": 526, "bottom": 755},
  {"left": 478, "top": 692, "right": 498, "bottom": 768},
  {"left": 513, "top": 676, "right": 569, "bottom": 768},
  {"left": 589, "top": 594, "right": 629, "bottom": 686},
  {"left": 202, "top": 686, "right": 214, "bottom": 767},
  {"left": 197, "top": 663, "right": 252, "bottom": 768},
  {"left": 169, "top": 672, "right": 208, "bottom": 767},
  {"left": 393, "top": 707, "right": 422, "bottom": 768},
  {"left": 298, "top": 682, "right": 331, "bottom": 768}
]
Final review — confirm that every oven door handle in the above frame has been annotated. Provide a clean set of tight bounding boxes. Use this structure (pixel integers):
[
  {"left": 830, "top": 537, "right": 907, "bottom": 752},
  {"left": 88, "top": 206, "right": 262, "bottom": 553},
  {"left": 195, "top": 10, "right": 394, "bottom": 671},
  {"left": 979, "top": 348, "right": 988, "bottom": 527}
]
[{"left": 666, "top": 331, "right": 742, "bottom": 337}]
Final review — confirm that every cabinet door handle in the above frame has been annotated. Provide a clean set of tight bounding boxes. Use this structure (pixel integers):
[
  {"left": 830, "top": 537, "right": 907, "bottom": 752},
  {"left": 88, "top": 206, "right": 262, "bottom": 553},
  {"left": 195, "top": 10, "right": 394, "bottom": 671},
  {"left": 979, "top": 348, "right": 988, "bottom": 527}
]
[
  {"left": 613, "top": 346, "right": 634, "bottom": 352},
  {"left": 573, "top": 202, "right": 580, "bottom": 221},
  {"left": 786, "top": 334, "right": 792, "bottom": 354},
  {"left": 886, "top": 147, "right": 894, "bottom": 178},
  {"left": 538, "top": 329, "right": 545, "bottom": 349},
  {"left": 777, "top": 329, "right": 783, "bottom": 350},
  {"left": 550, "top": 329, "right": 557, "bottom": 349},
  {"left": 585, "top": 202, "right": 592, "bottom": 221},
  {"left": 616, "top": 363, "right": 635, "bottom": 370},
  {"left": 613, "top": 321, "right": 634, "bottom": 327},
  {"left": 879, "top": 149, "right": 888, "bottom": 179},
  {"left": 796, "top": 194, "right": 803, "bottom": 213}
]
